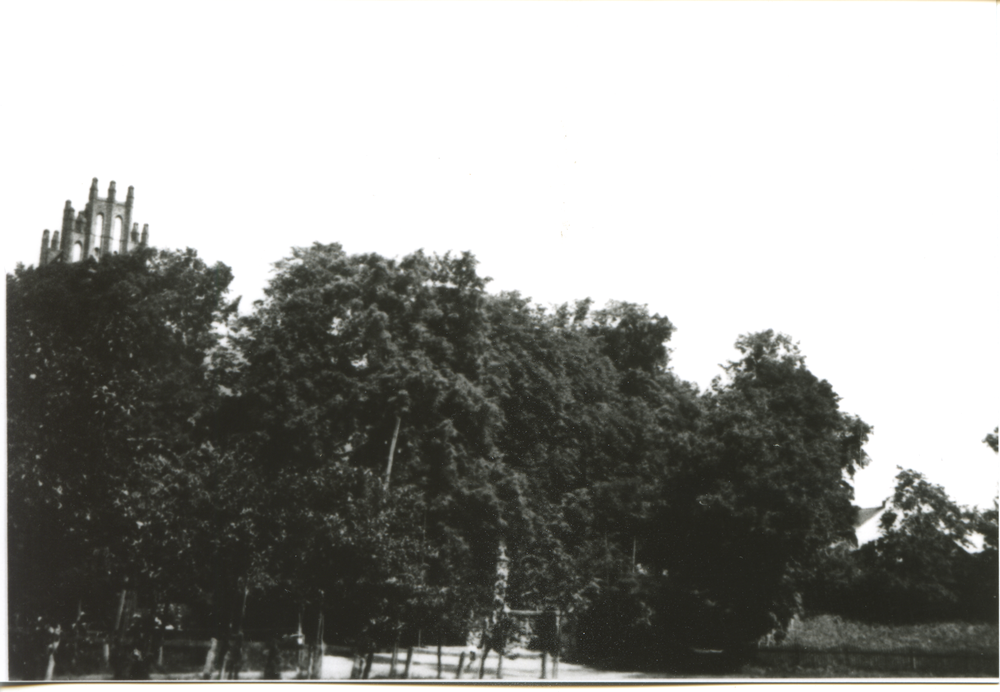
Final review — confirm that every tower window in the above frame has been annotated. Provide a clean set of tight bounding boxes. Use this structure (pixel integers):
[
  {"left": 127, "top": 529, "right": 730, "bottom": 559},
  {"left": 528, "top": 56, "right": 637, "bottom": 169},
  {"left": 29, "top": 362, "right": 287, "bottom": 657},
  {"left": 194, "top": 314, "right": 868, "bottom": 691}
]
[
  {"left": 112, "top": 216, "right": 123, "bottom": 254},
  {"left": 71, "top": 242, "right": 82, "bottom": 262}
]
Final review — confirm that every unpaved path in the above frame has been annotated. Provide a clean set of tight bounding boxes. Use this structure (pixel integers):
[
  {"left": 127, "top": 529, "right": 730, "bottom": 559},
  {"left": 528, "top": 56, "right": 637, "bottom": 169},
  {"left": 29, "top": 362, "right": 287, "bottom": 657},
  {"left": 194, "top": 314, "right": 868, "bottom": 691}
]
[{"left": 323, "top": 646, "right": 670, "bottom": 681}]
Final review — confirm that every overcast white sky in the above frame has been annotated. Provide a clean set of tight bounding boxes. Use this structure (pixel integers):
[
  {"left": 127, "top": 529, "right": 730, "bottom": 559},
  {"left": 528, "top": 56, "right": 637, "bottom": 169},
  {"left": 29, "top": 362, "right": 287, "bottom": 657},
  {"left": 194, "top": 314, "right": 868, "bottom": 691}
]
[{"left": 2, "top": 1, "right": 997, "bottom": 510}]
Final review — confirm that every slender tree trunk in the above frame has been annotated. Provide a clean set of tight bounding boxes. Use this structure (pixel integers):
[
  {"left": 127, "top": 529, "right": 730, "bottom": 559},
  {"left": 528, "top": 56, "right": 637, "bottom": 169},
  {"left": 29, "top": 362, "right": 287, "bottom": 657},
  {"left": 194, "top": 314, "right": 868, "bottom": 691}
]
[
  {"left": 553, "top": 611, "right": 561, "bottom": 680},
  {"left": 111, "top": 588, "right": 134, "bottom": 679},
  {"left": 44, "top": 625, "right": 61, "bottom": 681},
  {"left": 389, "top": 639, "right": 399, "bottom": 678},
  {"left": 218, "top": 647, "right": 230, "bottom": 681},
  {"left": 201, "top": 638, "right": 218, "bottom": 680},
  {"left": 456, "top": 652, "right": 465, "bottom": 679},
  {"left": 478, "top": 645, "right": 491, "bottom": 679},
  {"left": 437, "top": 632, "right": 443, "bottom": 679},
  {"left": 403, "top": 647, "right": 413, "bottom": 679},
  {"left": 228, "top": 582, "right": 249, "bottom": 680},
  {"left": 114, "top": 589, "right": 128, "bottom": 633},
  {"left": 312, "top": 594, "right": 325, "bottom": 680},
  {"left": 383, "top": 415, "right": 402, "bottom": 490},
  {"left": 263, "top": 632, "right": 281, "bottom": 680},
  {"left": 296, "top": 608, "right": 306, "bottom": 678},
  {"left": 203, "top": 557, "right": 231, "bottom": 680}
]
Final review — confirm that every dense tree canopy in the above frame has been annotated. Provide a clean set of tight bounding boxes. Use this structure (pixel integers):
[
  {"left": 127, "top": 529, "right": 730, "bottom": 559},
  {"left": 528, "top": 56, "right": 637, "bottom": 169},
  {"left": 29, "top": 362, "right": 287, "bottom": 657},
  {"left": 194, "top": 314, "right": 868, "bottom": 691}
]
[
  {"left": 9, "top": 241, "right": 898, "bottom": 678},
  {"left": 805, "top": 466, "right": 996, "bottom": 625},
  {"left": 628, "top": 331, "right": 872, "bottom": 651},
  {"left": 7, "top": 247, "right": 236, "bottom": 630}
]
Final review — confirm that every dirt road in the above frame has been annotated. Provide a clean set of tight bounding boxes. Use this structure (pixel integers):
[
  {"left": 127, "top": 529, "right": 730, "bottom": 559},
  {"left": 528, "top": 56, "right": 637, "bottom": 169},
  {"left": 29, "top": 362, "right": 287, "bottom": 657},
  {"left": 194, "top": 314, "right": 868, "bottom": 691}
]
[{"left": 324, "top": 646, "right": 669, "bottom": 681}]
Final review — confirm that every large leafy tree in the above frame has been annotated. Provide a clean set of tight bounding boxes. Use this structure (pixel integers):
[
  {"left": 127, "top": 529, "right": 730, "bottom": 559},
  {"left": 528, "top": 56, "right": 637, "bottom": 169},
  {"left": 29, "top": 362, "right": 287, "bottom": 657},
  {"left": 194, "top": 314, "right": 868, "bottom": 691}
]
[
  {"left": 7, "top": 248, "right": 236, "bottom": 634},
  {"left": 646, "top": 330, "right": 871, "bottom": 651},
  {"left": 849, "top": 468, "right": 978, "bottom": 622},
  {"left": 482, "top": 294, "right": 702, "bottom": 665},
  {"left": 229, "top": 244, "right": 509, "bottom": 639},
  {"left": 804, "top": 434, "right": 997, "bottom": 625},
  {"left": 229, "top": 244, "right": 696, "bottom": 650}
]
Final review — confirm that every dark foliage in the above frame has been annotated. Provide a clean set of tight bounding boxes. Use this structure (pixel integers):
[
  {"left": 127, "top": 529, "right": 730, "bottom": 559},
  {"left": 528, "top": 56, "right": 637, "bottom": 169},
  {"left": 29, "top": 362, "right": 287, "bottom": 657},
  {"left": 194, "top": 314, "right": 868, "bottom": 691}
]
[{"left": 9, "top": 242, "right": 892, "bottom": 678}]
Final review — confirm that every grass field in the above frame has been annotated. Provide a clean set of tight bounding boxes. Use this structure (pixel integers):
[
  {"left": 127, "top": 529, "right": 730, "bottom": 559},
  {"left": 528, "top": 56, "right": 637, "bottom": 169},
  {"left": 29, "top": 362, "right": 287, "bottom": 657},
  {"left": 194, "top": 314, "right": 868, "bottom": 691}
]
[
  {"left": 746, "top": 614, "right": 999, "bottom": 678},
  {"left": 778, "top": 614, "right": 998, "bottom": 653}
]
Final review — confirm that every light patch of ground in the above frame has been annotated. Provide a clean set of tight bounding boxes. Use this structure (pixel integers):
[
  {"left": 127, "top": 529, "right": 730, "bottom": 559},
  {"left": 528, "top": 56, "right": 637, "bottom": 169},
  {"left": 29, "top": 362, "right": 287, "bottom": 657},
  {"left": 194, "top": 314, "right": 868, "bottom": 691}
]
[{"left": 325, "top": 646, "right": 667, "bottom": 681}]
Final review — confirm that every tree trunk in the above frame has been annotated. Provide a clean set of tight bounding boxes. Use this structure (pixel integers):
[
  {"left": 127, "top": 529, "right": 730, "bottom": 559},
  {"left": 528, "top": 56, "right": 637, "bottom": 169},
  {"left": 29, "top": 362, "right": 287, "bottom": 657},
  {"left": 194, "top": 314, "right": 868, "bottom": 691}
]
[
  {"left": 312, "top": 598, "right": 325, "bottom": 680},
  {"left": 383, "top": 415, "right": 402, "bottom": 490},
  {"left": 218, "top": 647, "right": 230, "bottom": 681},
  {"left": 296, "top": 608, "right": 306, "bottom": 677},
  {"left": 478, "top": 645, "right": 491, "bottom": 679},
  {"left": 111, "top": 589, "right": 136, "bottom": 680},
  {"left": 114, "top": 589, "right": 128, "bottom": 633},
  {"left": 403, "top": 647, "right": 413, "bottom": 679},
  {"left": 553, "top": 611, "right": 561, "bottom": 680},
  {"left": 437, "top": 633, "right": 443, "bottom": 679},
  {"left": 263, "top": 633, "right": 281, "bottom": 680},
  {"left": 202, "top": 638, "right": 218, "bottom": 680},
  {"left": 389, "top": 640, "right": 399, "bottom": 678},
  {"left": 229, "top": 582, "right": 249, "bottom": 680},
  {"left": 44, "top": 625, "right": 61, "bottom": 681}
]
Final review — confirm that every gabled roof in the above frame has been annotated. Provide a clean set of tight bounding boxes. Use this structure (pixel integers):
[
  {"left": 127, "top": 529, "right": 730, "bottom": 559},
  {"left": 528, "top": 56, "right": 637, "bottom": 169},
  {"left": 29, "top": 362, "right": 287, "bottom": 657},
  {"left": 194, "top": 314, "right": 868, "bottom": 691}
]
[
  {"left": 854, "top": 505, "right": 883, "bottom": 528},
  {"left": 851, "top": 501, "right": 986, "bottom": 554},
  {"left": 853, "top": 504, "right": 886, "bottom": 547}
]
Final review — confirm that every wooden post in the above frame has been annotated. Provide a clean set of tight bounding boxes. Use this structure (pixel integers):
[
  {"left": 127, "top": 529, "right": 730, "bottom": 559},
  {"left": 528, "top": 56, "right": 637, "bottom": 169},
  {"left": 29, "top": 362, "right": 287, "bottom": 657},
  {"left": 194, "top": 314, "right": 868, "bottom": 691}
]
[
  {"left": 383, "top": 415, "right": 402, "bottom": 490},
  {"left": 390, "top": 641, "right": 399, "bottom": 678},
  {"left": 541, "top": 651, "right": 548, "bottom": 679},
  {"left": 456, "top": 652, "right": 465, "bottom": 679},
  {"left": 403, "top": 647, "right": 414, "bottom": 679},
  {"left": 362, "top": 651, "right": 374, "bottom": 679}
]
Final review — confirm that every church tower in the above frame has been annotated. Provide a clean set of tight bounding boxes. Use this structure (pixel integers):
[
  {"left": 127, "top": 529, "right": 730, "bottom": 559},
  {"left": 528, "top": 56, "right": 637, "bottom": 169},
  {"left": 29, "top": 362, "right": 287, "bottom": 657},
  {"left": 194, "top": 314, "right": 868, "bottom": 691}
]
[{"left": 39, "top": 178, "right": 150, "bottom": 266}]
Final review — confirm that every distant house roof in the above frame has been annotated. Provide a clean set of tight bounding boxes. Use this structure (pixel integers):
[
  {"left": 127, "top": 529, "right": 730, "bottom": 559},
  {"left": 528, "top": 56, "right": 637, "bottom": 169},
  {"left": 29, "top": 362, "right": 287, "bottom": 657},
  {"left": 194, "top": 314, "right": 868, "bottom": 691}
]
[
  {"left": 853, "top": 504, "right": 886, "bottom": 547},
  {"left": 854, "top": 505, "right": 883, "bottom": 528},
  {"left": 851, "top": 501, "right": 985, "bottom": 553}
]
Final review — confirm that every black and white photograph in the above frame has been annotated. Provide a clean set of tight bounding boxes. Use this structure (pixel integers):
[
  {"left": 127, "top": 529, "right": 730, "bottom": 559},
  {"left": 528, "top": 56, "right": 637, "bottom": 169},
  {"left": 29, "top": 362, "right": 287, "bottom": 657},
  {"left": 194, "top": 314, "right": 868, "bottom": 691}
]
[{"left": 2, "top": 0, "right": 997, "bottom": 682}]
